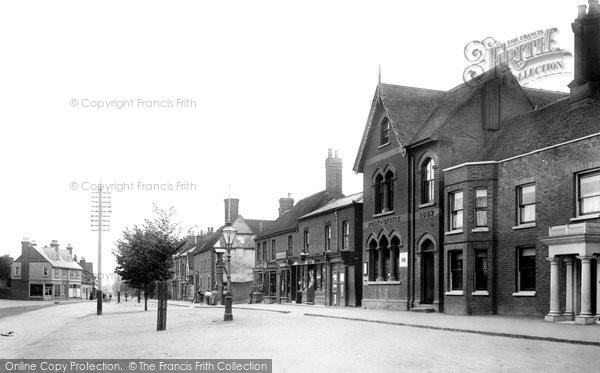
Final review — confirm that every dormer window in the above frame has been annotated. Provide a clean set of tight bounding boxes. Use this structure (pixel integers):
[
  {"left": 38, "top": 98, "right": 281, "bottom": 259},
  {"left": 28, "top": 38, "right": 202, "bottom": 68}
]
[{"left": 380, "top": 118, "right": 390, "bottom": 145}]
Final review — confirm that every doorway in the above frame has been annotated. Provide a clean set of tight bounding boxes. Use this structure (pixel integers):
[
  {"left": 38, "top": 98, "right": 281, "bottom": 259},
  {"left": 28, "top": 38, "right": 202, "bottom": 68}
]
[{"left": 422, "top": 250, "right": 435, "bottom": 304}]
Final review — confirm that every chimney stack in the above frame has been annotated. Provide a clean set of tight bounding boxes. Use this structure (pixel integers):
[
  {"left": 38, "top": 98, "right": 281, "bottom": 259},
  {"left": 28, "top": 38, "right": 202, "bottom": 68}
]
[
  {"left": 325, "top": 148, "right": 343, "bottom": 195},
  {"left": 50, "top": 240, "right": 59, "bottom": 253},
  {"left": 569, "top": 0, "right": 600, "bottom": 106},
  {"left": 67, "top": 243, "right": 73, "bottom": 257},
  {"left": 279, "top": 193, "right": 295, "bottom": 216},
  {"left": 224, "top": 198, "right": 240, "bottom": 224}
]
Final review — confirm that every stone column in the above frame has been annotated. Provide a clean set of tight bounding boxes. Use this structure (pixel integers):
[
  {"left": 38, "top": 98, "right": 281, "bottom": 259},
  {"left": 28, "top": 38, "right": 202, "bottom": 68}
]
[
  {"left": 389, "top": 245, "right": 398, "bottom": 281},
  {"left": 545, "top": 257, "right": 563, "bottom": 322},
  {"left": 576, "top": 256, "right": 595, "bottom": 324},
  {"left": 563, "top": 257, "right": 574, "bottom": 320},
  {"left": 376, "top": 246, "right": 385, "bottom": 282}
]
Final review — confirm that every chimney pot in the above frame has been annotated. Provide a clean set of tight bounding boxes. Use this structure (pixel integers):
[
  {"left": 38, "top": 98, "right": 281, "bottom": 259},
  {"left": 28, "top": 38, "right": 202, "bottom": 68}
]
[
  {"left": 579, "top": 4, "right": 588, "bottom": 18},
  {"left": 328, "top": 148, "right": 332, "bottom": 158}
]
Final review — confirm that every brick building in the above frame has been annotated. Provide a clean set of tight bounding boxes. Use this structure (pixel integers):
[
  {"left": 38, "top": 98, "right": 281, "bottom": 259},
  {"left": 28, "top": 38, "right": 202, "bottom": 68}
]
[
  {"left": 353, "top": 2, "right": 600, "bottom": 319},
  {"left": 254, "top": 150, "right": 364, "bottom": 306},
  {"left": 11, "top": 239, "right": 84, "bottom": 300},
  {"left": 295, "top": 192, "right": 363, "bottom": 306}
]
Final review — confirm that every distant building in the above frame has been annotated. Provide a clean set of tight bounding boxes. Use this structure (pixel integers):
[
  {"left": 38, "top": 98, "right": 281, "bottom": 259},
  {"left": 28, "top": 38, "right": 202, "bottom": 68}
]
[
  {"left": 78, "top": 257, "right": 96, "bottom": 300},
  {"left": 11, "top": 239, "right": 84, "bottom": 300},
  {"left": 171, "top": 199, "right": 273, "bottom": 303}
]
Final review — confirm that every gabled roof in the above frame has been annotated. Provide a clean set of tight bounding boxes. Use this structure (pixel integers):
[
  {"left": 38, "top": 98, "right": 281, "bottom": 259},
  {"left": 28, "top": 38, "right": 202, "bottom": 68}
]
[
  {"left": 409, "top": 65, "right": 521, "bottom": 145},
  {"left": 521, "top": 87, "right": 569, "bottom": 109},
  {"left": 244, "top": 219, "right": 274, "bottom": 236},
  {"left": 257, "top": 190, "right": 343, "bottom": 239},
  {"left": 353, "top": 83, "right": 444, "bottom": 172},
  {"left": 478, "top": 94, "right": 600, "bottom": 161},
  {"left": 299, "top": 192, "right": 363, "bottom": 220},
  {"left": 38, "top": 246, "right": 83, "bottom": 270}
]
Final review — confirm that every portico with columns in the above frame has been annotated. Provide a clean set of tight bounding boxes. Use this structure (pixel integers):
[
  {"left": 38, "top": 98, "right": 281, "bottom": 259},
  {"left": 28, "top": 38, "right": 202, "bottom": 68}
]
[{"left": 542, "top": 223, "right": 600, "bottom": 324}]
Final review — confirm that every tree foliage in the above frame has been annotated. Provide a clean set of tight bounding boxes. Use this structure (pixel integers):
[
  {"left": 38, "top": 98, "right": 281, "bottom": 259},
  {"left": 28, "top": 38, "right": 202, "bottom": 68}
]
[
  {"left": 113, "top": 205, "right": 185, "bottom": 310},
  {"left": 0, "top": 255, "right": 13, "bottom": 288}
]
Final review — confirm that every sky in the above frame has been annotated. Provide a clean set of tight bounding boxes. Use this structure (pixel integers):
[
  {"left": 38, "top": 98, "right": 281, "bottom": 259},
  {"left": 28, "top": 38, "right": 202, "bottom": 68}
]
[{"left": 0, "top": 0, "right": 583, "bottom": 276}]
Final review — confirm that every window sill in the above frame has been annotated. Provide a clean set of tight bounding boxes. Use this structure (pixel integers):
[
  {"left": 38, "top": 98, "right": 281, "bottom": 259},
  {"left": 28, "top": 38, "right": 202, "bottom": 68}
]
[
  {"left": 472, "top": 290, "right": 489, "bottom": 296},
  {"left": 571, "top": 213, "right": 600, "bottom": 222},
  {"left": 372, "top": 210, "right": 395, "bottom": 218},
  {"left": 365, "top": 280, "right": 401, "bottom": 285},
  {"left": 418, "top": 202, "right": 436, "bottom": 209},
  {"left": 512, "top": 291, "right": 536, "bottom": 297},
  {"left": 445, "top": 229, "right": 463, "bottom": 236},
  {"left": 512, "top": 223, "right": 536, "bottom": 230},
  {"left": 378, "top": 142, "right": 390, "bottom": 149},
  {"left": 471, "top": 227, "right": 490, "bottom": 233},
  {"left": 445, "top": 290, "right": 464, "bottom": 296}
]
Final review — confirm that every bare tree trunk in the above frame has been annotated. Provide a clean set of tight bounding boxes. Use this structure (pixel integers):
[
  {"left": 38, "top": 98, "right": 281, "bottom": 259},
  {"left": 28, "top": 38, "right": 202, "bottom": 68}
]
[{"left": 144, "top": 283, "right": 148, "bottom": 311}]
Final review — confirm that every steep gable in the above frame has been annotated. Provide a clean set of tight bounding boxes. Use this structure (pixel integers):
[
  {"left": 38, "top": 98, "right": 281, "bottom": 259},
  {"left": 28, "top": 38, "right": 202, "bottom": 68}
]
[{"left": 353, "top": 83, "right": 443, "bottom": 172}]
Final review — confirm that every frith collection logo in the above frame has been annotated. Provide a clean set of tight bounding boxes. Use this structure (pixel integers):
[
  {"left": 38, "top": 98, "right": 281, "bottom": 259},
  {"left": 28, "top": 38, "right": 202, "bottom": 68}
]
[{"left": 463, "top": 28, "right": 572, "bottom": 86}]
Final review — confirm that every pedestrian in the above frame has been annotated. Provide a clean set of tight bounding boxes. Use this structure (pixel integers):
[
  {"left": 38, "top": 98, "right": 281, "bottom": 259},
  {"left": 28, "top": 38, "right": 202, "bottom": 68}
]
[
  {"left": 109, "top": 294, "right": 112, "bottom": 302},
  {"left": 204, "top": 290, "right": 212, "bottom": 305}
]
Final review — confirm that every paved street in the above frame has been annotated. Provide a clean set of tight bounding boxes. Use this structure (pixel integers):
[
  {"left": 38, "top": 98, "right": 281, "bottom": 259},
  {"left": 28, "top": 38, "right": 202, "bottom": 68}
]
[{"left": 1, "top": 300, "right": 600, "bottom": 372}]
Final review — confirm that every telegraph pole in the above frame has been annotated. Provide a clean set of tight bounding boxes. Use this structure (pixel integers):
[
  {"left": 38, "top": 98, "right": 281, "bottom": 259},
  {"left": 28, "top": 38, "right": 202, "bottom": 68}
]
[{"left": 91, "top": 184, "right": 111, "bottom": 315}]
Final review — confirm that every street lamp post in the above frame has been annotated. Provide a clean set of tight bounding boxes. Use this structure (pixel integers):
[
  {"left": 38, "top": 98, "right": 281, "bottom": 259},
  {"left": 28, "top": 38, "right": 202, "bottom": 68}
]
[{"left": 221, "top": 221, "right": 237, "bottom": 321}]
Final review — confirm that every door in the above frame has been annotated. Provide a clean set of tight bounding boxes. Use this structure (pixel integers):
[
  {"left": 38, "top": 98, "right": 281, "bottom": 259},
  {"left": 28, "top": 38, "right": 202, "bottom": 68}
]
[
  {"left": 423, "top": 251, "right": 434, "bottom": 304},
  {"left": 347, "top": 266, "right": 356, "bottom": 307},
  {"left": 331, "top": 270, "right": 338, "bottom": 306}
]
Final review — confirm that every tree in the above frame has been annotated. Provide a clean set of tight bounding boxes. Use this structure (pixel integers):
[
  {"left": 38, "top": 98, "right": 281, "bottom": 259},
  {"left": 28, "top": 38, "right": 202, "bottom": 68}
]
[
  {"left": 0, "top": 255, "right": 14, "bottom": 288},
  {"left": 113, "top": 205, "right": 185, "bottom": 313}
]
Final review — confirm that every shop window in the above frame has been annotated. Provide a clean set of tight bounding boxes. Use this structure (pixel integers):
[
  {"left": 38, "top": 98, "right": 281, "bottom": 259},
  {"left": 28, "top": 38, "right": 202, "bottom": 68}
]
[
  {"left": 54, "top": 284, "right": 61, "bottom": 297},
  {"left": 325, "top": 225, "right": 331, "bottom": 251},
  {"left": 44, "top": 285, "right": 53, "bottom": 296},
  {"left": 449, "top": 191, "right": 464, "bottom": 230},
  {"left": 517, "top": 184, "right": 536, "bottom": 224},
  {"left": 518, "top": 247, "right": 536, "bottom": 291},
  {"left": 475, "top": 250, "right": 488, "bottom": 291},
  {"left": 30, "top": 284, "right": 43, "bottom": 297},
  {"left": 342, "top": 221, "right": 350, "bottom": 250},
  {"left": 422, "top": 159, "right": 435, "bottom": 203},
  {"left": 578, "top": 170, "right": 600, "bottom": 216},
  {"left": 380, "top": 117, "right": 390, "bottom": 145},
  {"left": 475, "top": 188, "right": 488, "bottom": 227},
  {"left": 449, "top": 251, "right": 463, "bottom": 291}
]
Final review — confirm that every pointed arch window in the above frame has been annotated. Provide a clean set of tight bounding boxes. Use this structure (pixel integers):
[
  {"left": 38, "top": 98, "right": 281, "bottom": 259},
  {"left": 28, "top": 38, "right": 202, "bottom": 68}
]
[
  {"left": 380, "top": 118, "right": 390, "bottom": 145},
  {"left": 422, "top": 159, "right": 435, "bottom": 203},
  {"left": 385, "top": 170, "right": 395, "bottom": 212},
  {"left": 374, "top": 174, "right": 384, "bottom": 214}
]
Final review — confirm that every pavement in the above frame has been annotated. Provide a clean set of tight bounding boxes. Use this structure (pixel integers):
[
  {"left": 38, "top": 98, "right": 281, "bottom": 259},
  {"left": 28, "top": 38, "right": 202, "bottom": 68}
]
[
  {"left": 159, "top": 299, "right": 600, "bottom": 346},
  {"left": 1, "top": 299, "right": 600, "bottom": 372}
]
